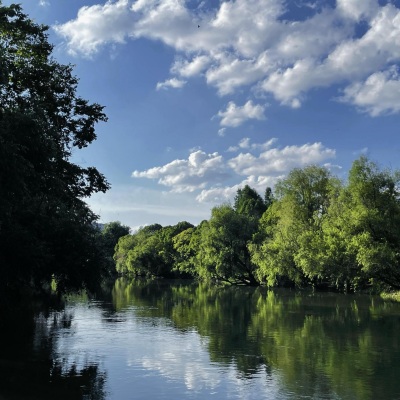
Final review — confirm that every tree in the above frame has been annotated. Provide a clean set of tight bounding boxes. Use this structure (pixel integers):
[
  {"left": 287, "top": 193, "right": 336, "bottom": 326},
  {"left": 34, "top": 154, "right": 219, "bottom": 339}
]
[
  {"left": 198, "top": 204, "right": 259, "bottom": 285},
  {"left": 114, "top": 222, "right": 194, "bottom": 278},
  {"left": 172, "top": 223, "right": 204, "bottom": 277},
  {"left": 323, "top": 157, "right": 400, "bottom": 290},
  {"left": 99, "top": 222, "right": 131, "bottom": 275},
  {"left": 234, "top": 185, "right": 266, "bottom": 220},
  {"left": 101, "top": 222, "right": 131, "bottom": 255},
  {"left": 0, "top": 3, "right": 109, "bottom": 291},
  {"left": 251, "top": 166, "right": 339, "bottom": 287}
]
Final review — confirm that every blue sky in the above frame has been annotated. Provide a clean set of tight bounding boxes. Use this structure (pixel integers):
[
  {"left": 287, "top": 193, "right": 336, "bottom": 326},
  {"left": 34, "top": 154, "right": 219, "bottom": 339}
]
[{"left": 7, "top": 0, "right": 400, "bottom": 230}]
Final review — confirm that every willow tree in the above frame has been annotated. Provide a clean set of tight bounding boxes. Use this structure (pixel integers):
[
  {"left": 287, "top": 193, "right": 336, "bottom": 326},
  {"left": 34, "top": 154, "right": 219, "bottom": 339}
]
[
  {"left": 0, "top": 3, "right": 109, "bottom": 291},
  {"left": 196, "top": 204, "right": 259, "bottom": 285},
  {"left": 251, "top": 165, "right": 339, "bottom": 287},
  {"left": 322, "top": 157, "right": 400, "bottom": 291}
]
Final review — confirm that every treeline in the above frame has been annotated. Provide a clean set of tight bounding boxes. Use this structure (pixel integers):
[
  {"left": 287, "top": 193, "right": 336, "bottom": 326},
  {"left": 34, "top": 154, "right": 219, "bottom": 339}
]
[{"left": 115, "top": 157, "right": 400, "bottom": 292}]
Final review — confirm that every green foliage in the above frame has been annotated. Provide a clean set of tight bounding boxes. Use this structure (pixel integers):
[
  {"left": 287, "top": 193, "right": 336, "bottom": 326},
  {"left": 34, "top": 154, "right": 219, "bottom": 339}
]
[
  {"left": 113, "top": 160, "right": 400, "bottom": 292},
  {"left": 251, "top": 165, "right": 341, "bottom": 287},
  {"left": 323, "top": 156, "right": 400, "bottom": 290},
  {"left": 234, "top": 184, "right": 267, "bottom": 220},
  {"left": 115, "top": 221, "right": 194, "bottom": 277},
  {"left": 172, "top": 225, "right": 203, "bottom": 277},
  {"left": 98, "top": 222, "right": 130, "bottom": 275},
  {"left": 196, "top": 204, "right": 259, "bottom": 285},
  {"left": 0, "top": 3, "right": 109, "bottom": 291}
]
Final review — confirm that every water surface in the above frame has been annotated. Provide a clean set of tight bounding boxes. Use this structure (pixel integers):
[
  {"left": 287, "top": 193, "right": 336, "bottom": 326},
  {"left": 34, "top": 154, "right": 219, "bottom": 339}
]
[{"left": 1, "top": 279, "right": 400, "bottom": 399}]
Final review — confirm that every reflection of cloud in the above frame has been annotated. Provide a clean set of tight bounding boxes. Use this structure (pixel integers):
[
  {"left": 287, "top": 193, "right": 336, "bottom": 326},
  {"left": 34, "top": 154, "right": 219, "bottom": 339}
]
[
  {"left": 52, "top": 293, "right": 284, "bottom": 399},
  {"left": 138, "top": 330, "right": 221, "bottom": 391}
]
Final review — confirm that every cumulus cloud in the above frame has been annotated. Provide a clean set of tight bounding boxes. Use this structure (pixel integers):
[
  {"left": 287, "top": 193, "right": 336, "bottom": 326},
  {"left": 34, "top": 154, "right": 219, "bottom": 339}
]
[
  {"left": 53, "top": 0, "right": 133, "bottom": 57},
  {"left": 39, "top": 0, "right": 50, "bottom": 6},
  {"left": 55, "top": 0, "right": 400, "bottom": 115},
  {"left": 217, "top": 101, "right": 266, "bottom": 127},
  {"left": 156, "top": 77, "right": 186, "bottom": 90},
  {"left": 171, "top": 55, "right": 211, "bottom": 77},
  {"left": 228, "top": 142, "right": 335, "bottom": 176},
  {"left": 132, "top": 150, "right": 230, "bottom": 192},
  {"left": 339, "top": 68, "right": 400, "bottom": 116},
  {"left": 336, "top": 0, "right": 379, "bottom": 21},
  {"left": 132, "top": 138, "right": 336, "bottom": 203}
]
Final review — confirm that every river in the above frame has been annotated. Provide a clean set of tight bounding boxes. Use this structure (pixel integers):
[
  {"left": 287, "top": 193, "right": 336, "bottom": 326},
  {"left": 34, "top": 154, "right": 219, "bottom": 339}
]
[{"left": 1, "top": 278, "right": 400, "bottom": 399}]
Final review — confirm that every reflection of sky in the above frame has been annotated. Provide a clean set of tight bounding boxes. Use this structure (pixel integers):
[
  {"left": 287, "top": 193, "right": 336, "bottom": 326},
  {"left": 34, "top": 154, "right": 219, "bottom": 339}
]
[{"left": 52, "top": 301, "right": 282, "bottom": 400}]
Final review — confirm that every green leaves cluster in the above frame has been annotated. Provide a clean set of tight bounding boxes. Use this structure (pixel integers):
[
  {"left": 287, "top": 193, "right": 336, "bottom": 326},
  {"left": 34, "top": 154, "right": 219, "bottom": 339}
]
[
  {"left": 0, "top": 3, "right": 110, "bottom": 291},
  {"left": 116, "top": 158, "right": 400, "bottom": 292},
  {"left": 114, "top": 222, "right": 194, "bottom": 278}
]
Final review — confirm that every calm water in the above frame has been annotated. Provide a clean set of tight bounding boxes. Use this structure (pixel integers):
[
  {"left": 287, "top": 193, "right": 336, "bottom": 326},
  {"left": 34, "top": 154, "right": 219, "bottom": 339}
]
[{"left": 1, "top": 279, "right": 400, "bottom": 400}]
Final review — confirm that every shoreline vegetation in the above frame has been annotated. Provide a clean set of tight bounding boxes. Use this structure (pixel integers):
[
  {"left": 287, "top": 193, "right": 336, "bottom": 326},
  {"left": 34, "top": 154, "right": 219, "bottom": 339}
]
[
  {"left": 114, "top": 158, "right": 400, "bottom": 296},
  {"left": 1, "top": 3, "right": 400, "bottom": 300},
  {"left": 381, "top": 291, "right": 400, "bottom": 302}
]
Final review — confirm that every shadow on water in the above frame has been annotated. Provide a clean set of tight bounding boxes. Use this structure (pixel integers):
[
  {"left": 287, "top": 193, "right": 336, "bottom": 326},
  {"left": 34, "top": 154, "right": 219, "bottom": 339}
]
[{"left": 0, "top": 289, "right": 107, "bottom": 400}]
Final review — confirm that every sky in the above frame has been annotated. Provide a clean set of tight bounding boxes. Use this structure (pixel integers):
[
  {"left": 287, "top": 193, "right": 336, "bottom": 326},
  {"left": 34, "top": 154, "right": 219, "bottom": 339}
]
[{"left": 5, "top": 0, "right": 400, "bottom": 230}]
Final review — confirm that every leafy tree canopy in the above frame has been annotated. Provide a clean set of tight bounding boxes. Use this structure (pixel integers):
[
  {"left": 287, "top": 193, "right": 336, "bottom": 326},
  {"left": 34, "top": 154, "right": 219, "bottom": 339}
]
[{"left": 0, "top": 3, "right": 109, "bottom": 292}]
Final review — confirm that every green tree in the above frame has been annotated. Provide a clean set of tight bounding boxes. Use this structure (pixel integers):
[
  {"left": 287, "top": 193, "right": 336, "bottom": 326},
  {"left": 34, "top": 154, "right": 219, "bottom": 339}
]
[
  {"left": 251, "top": 166, "right": 338, "bottom": 287},
  {"left": 323, "top": 156, "right": 400, "bottom": 290},
  {"left": 99, "top": 222, "right": 131, "bottom": 275},
  {"left": 114, "top": 222, "right": 194, "bottom": 278},
  {"left": 198, "top": 204, "right": 259, "bottom": 285},
  {"left": 0, "top": 3, "right": 109, "bottom": 291},
  {"left": 234, "top": 185, "right": 266, "bottom": 220},
  {"left": 172, "top": 223, "right": 205, "bottom": 277}
]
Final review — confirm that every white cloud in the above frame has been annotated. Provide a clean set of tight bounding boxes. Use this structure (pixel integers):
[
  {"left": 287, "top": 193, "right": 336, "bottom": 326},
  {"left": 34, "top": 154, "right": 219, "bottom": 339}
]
[
  {"left": 228, "top": 142, "right": 335, "bottom": 176},
  {"left": 53, "top": 0, "right": 133, "bottom": 57},
  {"left": 196, "top": 175, "right": 281, "bottom": 203},
  {"left": 55, "top": 0, "right": 400, "bottom": 114},
  {"left": 171, "top": 55, "right": 211, "bottom": 77},
  {"left": 132, "top": 139, "right": 336, "bottom": 204},
  {"left": 132, "top": 150, "right": 230, "bottom": 192},
  {"left": 217, "top": 101, "right": 266, "bottom": 127},
  {"left": 156, "top": 77, "right": 187, "bottom": 90},
  {"left": 339, "top": 68, "right": 400, "bottom": 116},
  {"left": 218, "top": 128, "right": 226, "bottom": 137},
  {"left": 39, "top": 0, "right": 50, "bottom": 6},
  {"left": 336, "top": 0, "right": 379, "bottom": 21}
]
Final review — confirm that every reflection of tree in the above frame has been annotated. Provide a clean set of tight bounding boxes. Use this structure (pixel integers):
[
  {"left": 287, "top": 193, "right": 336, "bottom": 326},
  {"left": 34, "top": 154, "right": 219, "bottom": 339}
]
[
  {"left": 0, "top": 293, "right": 107, "bottom": 400},
  {"left": 111, "top": 278, "right": 400, "bottom": 400}
]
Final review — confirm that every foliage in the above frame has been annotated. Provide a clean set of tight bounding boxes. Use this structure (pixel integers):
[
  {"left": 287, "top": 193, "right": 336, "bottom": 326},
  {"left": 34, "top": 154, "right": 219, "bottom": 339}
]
[
  {"left": 0, "top": 3, "right": 109, "bottom": 291},
  {"left": 234, "top": 184, "right": 267, "bottom": 220},
  {"left": 195, "top": 204, "right": 259, "bottom": 285},
  {"left": 250, "top": 165, "right": 339, "bottom": 287},
  {"left": 115, "top": 221, "right": 194, "bottom": 277},
  {"left": 322, "top": 156, "right": 400, "bottom": 290},
  {"left": 97, "top": 221, "right": 131, "bottom": 275},
  {"left": 114, "top": 159, "right": 400, "bottom": 292}
]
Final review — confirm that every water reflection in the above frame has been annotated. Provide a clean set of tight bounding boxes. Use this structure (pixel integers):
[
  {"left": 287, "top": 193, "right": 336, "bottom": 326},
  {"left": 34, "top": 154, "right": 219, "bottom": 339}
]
[
  {"left": 1, "top": 280, "right": 400, "bottom": 399},
  {"left": 110, "top": 279, "right": 400, "bottom": 400},
  {"left": 0, "top": 292, "right": 107, "bottom": 400}
]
